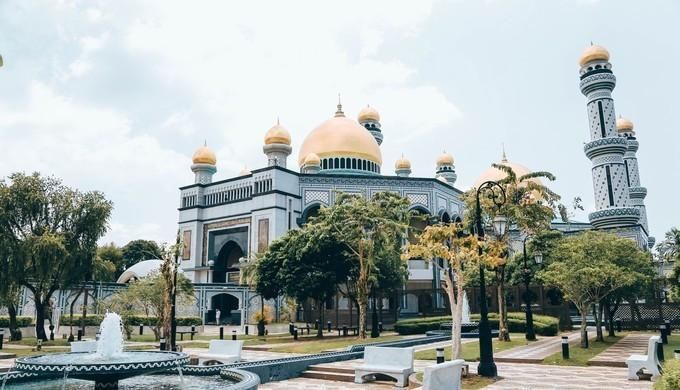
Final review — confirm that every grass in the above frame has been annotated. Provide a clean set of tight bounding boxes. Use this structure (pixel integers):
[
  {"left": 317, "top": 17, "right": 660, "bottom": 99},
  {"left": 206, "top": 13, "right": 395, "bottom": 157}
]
[
  {"left": 414, "top": 333, "right": 532, "bottom": 361},
  {"left": 0, "top": 347, "right": 70, "bottom": 358},
  {"left": 415, "top": 371, "right": 497, "bottom": 390},
  {"left": 10, "top": 337, "right": 71, "bottom": 347},
  {"left": 268, "top": 334, "right": 405, "bottom": 354},
  {"left": 542, "top": 333, "right": 624, "bottom": 366},
  {"left": 661, "top": 334, "right": 680, "bottom": 359}
]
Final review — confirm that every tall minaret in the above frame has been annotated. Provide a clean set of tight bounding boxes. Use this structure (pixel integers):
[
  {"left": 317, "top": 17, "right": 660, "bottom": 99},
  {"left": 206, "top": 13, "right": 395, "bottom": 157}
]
[
  {"left": 358, "top": 105, "right": 383, "bottom": 145},
  {"left": 435, "top": 151, "right": 457, "bottom": 185},
  {"left": 191, "top": 142, "right": 217, "bottom": 184},
  {"left": 263, "top": 119, "right": 292, "bottom": 168},
  {"left": 395, "top": 155, "right": 412, "bottom": 177},
  {"left": 578, "top": 45, "right": 639, "bottom": 229},
  {"left": 616, "top": 117, "right": 654, "bottom": 246}
]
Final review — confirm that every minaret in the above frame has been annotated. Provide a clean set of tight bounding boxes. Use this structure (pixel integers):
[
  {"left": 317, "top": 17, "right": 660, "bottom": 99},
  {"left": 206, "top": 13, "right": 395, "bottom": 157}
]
[
  {"left": 435, "top": 151, "right": 457, "bottom": 185},
  {"left": 616, "top": 117, "right": 654, "bottom": 246},
  {"left": 358, "top": 105, "right": 383, "bottom": 145},
  {"left": 395, "top": 155, "right": 412, "bottom": 177},
  {"left": 301, "top": 153, "right": 321, "bottom": 174},
  {"left": 191, "top": 142, "right": 217, "bottom": 184},
  {"left": 578, "top": 45, "right": 639, "bottom": 229},
  {"left": 263, "top": 119, "right": 292, "bottom": 168}
]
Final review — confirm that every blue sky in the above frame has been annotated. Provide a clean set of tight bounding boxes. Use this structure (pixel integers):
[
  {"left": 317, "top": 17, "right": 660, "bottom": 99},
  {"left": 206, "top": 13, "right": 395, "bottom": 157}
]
[{"left": 0, "top": 0, "right": 677, "bottom": 245}]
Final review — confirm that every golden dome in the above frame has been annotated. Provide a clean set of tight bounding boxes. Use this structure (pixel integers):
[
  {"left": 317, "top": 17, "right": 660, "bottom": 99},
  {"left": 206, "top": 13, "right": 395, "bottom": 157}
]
[
  {"left": 579, "top": 44, "right": 610, "bottom": 67},
  {"left": 304, "top": 152, "right": 321, "bottom": 165},
  {"left": 298, "top": 114, "right": 382, "bottom": 166},
  {"left": 473, "top": 153, "right": 541, "bottom": 189},
  {"left": 616, "top": 116, "right": 635, "bottom": 132},
  {"left": 436, "top": 152, "right": 454, "bottom": 166},
  {"left": 395, "top": 155, "right": 411, "bottom": 170},
  {"left": 264, "top": 121, "right": 291, "bottom": 145},
  {"left": 358, "top": 105, "right": 380, "bottom": 122},
  {"left": 192, "top": 144, "right": 216, "bottom": 165}
]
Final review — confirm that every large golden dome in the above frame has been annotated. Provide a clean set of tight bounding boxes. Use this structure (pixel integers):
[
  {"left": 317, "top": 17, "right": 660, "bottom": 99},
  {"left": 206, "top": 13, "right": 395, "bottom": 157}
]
[
  {"left": 358, "top": 105, "right": 380, "bottom": 122},
  {"left": 473, "top": 153, "right": 541, "bottom": 188},
  {"left": 298, "top": 110, "right": 382, "bottom": 166},
  {"left": 579, "top": 44, "right": 610, "bottom": 67},
  {"left": 192, "top": 145, "right": 216, "bottom": 165},
  {"left": 616, "top": 116, "right": 634, "bottom": 133},
  {"left": 264, "top": 121, "right": 291, "bottom": 145}
]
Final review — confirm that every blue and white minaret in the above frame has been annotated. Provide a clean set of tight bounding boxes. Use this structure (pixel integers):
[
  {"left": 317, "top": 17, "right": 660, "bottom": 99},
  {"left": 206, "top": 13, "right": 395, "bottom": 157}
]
[
  {"left": 435, "top": 151, "right": 457, "bottom": 185},
  {"left": 616, "top": 117, "right": 654, "bottom": 247},
  {"left": 358, "top": 105, "right": 383, "bottom": 145},
  {"left": 578, "top": 45, "right": 640, "bottom": 229}
]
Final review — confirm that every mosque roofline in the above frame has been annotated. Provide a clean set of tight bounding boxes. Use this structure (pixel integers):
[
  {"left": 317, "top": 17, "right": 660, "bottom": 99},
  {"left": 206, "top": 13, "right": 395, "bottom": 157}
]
[{"left": 179, "top": 165, "right": 298, "bottom": 190}]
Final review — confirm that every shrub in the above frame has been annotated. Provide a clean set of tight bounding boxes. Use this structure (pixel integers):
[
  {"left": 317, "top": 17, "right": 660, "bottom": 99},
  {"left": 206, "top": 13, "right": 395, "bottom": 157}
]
[
  {"left": 394, "top": 312, "right": 559, "bottom": 336},
  {"left": 59, "top": 314, "right": 104, "bottom": 326},
  {"left": 655, "top": 360, "right": 680, "bottom": 390},
  {"left": 0, "top": 316, "right": 34, "bottom": 327},
  {"left": 250, "top": 305, "right": 274, "bottom": 325},
  {"left": 58, "top": 314, "right": 202, "bottom": 327}
]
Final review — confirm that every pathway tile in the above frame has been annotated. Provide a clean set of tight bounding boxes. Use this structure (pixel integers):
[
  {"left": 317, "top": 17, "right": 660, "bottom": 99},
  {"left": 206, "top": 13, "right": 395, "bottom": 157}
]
[{"left": 588, "top": 334, "right": 654, "bottom": 367}]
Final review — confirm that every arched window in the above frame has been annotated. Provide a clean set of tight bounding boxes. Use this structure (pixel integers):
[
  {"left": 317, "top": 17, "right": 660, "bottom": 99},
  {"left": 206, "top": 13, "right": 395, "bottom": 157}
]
[
  {"left": 352, "top": 158, "right": 357, "bottom": 169},
  {"left": 362, "top": 160, "right": 367, "bottom": 171},
  {"left": 340, "top": 158, "right": 345, "bottom": 169},
  {"left": 322, "top": 159, "right": 328, "bottom": 169},
  {"left": 334, "top": 158, "right": 339, "bottom": 168}
]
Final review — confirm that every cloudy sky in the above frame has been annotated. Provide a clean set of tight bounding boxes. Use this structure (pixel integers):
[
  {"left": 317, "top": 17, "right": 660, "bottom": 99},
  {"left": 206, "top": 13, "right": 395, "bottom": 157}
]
[{"left": 1, "top": 0, "right": 678, "bottom": 246}]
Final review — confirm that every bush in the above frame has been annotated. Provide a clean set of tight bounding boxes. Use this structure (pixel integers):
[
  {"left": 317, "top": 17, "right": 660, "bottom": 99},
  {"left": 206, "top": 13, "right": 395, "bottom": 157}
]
[
  {"left": 59, "top": 314, "right": 202, "bottom": 327},
  {"left": 655, "top": 360, "right": 680, "bottom": 390},
  {"left": 59, "top": 314, "right": 104, "bottom": 326},
  {"left": 394, "top": 312, "right": 559, "bottom": 336},
  {"left": 0, "top": 316, "right": 34, "bottom": 327},
  {"left": 251, "top": 305, "right": 274, "bottom": 325}
]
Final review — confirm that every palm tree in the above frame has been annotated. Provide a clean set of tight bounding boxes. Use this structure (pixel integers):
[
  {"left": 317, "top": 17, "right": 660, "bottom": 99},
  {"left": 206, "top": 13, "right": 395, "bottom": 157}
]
[{"left": 658, "top": 228, "right": 680, "bottom": 263}]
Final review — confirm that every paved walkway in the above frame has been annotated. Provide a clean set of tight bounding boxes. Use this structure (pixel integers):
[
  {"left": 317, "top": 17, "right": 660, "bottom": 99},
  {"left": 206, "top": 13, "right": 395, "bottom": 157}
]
[
  {"left": 495, "top": 332, "right": 588, "bottom": 363},
  {"left": 588, "top": 334, "right": 654, "bottom": 367}
]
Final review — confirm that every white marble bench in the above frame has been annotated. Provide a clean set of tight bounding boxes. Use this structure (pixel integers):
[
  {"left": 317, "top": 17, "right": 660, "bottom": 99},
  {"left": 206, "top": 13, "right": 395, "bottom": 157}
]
[
  {"left": 355, "top": 346, "right": 414, "bottom": 388},
  {"left": 422, "top": 359, "right": 466, "bottom": 390},
  {"left": 626, "top": 335, "right": 661, "bottom": 380},
  {"left": 197, "top": 340, "right": 243, "bottom": 365}
]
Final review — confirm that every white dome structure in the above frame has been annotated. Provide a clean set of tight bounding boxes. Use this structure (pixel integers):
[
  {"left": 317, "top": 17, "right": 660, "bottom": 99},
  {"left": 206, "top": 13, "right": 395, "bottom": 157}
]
[{"left": 116, "top": 259, "right": 183, "bottom": 283}]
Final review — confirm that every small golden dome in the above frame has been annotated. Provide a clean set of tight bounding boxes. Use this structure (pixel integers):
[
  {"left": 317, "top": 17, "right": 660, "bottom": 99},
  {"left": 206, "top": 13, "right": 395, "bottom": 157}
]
[
  {"left": 264, "top": 120, "right": 291, "bottom": 145},
  {"left": 395, "top": 155, "right": 411, "bottom": 170},
  {"left": 616, "top": 116, "right": 635, "bottom": 132},
  {"left": 358, "top": 105, "right": 380, "bottom": 122},
  {"left": 239, "top": 167, "right": 251, "bottom": 176},
  {"left": 192, "top": 144, "right": 216, "bottom": 165},
  {"left": 473, "top": 153, "right": 541, "bottom": 189},
  {"left": 579, "top": 44, "right": 610, "bottom": 67},
  {"left": 304, "top": 152, "right": 321, "bottom": 165},
  {"left": 436, "top": 152, "right": 454, "bottom": 166},
  {"left": 298, "top": 112, "right": 382, "bottom": 166}
]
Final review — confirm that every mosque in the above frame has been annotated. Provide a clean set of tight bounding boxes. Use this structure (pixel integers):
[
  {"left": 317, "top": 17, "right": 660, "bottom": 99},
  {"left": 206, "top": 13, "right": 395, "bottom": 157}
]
[{"left": 176, "top": 44, "right": 653, "bottom": 326}]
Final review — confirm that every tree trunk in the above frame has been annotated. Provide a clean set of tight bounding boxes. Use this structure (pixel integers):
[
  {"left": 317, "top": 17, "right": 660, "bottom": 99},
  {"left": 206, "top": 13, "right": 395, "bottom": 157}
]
[
  {"left": 68, "top": 288, "right": 84, "bottom": 341},
  {"left": 593, "top": 303, "right": 604, "bottom": 342},
  {"left": 579, "top": 305, "right": 589, "bottom": 348},
  {"left": 7, "top": 303, "right": 19, "bottom": 341},
  {"left": 497, "top": 266, "right": 510, "bottom": 342},
  {"left": 317, "top": 299, "right": 324, "bottom": 338},
  {"left": 34, "top": 296, "right": 48, "bottom": 341},
  {"left": 80, "top": 288, "right": 89, "bottom": 335},
  {"left": 603, "top": 300, "right": 615, "bottom": 337}
]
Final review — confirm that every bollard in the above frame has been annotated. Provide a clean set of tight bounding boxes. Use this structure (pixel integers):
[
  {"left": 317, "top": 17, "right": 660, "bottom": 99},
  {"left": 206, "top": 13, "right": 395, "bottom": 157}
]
[
  {"left": 159, "top": 338, "right": 166, "bottom": 351},
  {"left": 615, "top": 318, "right": 622, "bottom": 333},
  {"left": 674, "top": 349, "right": 680, "bottom": 360},
  {"left": 561, "top": 336, "right": 570, "bottom": 359},
  {"left": 327, "top": 321, "right": 331, "bottom": 333},
  {"left": 219, "top": 326, "right": 224, "bottom": 340},
  {"left": 661, "top": 325, "right": 668, "bottom": 344},
  {"left": 657, "top": 339, "right": 665, "bottom": 362},
  {"left": 379, "top": 321, "right": 383, "bottom": 333},
  {"left": 77, "top": 329, "right": 83, "bottom": 341},
  {"left": 0, "top": 329, "right": 4, "bottom": 350},
  {"left": 232, "top": 330, "right": 237, "bottom": 341},
  {"left": 584, "top": 329, "right": 589, "bottom": 349},
  {"left": 665, "top": 320, "right": 672, "bottom": 336},
  {"left": 289, "top": 322, "right": 294, "bottom": 335},
  {"left": 49, "top": 325, "right": 54, "bottom": 341},
  {"left": 293, "top": 327, "right": 298, "bottom": 340},
  {"left": 139, "top": 324, "right": 144, "bottom": 336},
  {"left": 315, "top": 320, "right": 319, "bottom": 330},
  {"left": 245, "top": 325, "right": 249, "bottom": 336},
  {"left": 191, "top": 325, "right": 196, "bottom": 340},
  {"left": 436, "top": 347, "right": 445, "bottom": 364},
  {"left": 342, "top": 325, "right": 348, "bottom": 337},
  {"left": 37, "top": 339, "right": 42, "bottom": 351}
]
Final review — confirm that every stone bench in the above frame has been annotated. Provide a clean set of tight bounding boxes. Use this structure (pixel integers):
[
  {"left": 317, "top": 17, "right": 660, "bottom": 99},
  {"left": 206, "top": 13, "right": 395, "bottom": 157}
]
[
  {"left": 422, "top": 359, "right": 466, "bottom": 390},
  {"left": 355, "top": 346, "right": 414, "bottom": 387},
  {"left": 197, "top": 340, "right": 243, "bottom": 365},
  {"left": 626, "top": 335, "right": 661, "bottom": 380}
]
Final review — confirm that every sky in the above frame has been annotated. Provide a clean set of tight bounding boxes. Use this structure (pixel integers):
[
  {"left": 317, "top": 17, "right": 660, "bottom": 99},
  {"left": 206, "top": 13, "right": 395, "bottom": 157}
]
[{"left": 1, "top": 0, "right": 678, "bottom": 246}]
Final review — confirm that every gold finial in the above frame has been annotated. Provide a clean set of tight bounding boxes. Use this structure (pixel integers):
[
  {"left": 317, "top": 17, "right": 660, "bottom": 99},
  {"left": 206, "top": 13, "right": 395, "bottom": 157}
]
[
  {"left": 335, "top": 93, "right": 345, "bottom": 117},
  {"left": 204, "top": 139, "right": 207, "bottom": 147},
  {"left": 276, "top": 116, "right": 280, "bottom": 126},
  {"left": 501, "top": 144, "right": 508, "bottom": 163}
]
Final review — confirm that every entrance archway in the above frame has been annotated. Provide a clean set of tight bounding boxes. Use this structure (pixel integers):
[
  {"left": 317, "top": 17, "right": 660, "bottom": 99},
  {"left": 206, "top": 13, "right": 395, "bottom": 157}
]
[
  {"left": 211, "top": 293, "right": 240, "bottom": 325},
  {"left": 214, "top": 241, "right": 243, "bottom": 283}
]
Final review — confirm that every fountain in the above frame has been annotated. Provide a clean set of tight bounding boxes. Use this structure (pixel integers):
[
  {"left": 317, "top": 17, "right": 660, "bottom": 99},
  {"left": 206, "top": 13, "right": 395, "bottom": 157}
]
[{"left": 425, "top": 292, "right": 499, "bottom": 337}]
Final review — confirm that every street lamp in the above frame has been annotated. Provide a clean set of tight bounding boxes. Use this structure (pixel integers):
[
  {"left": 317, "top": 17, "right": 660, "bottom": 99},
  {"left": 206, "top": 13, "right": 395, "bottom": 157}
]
[
  {"left": 207, "top": 259, "right": 215, "bottom": 283},
  {"left": 474, "top": 180, "right": 507, "bottom": 378},
  {"left": 522, "top": 235, "right": 543, "bottom": 341},
  {"left": 170, "top": 253, "right": 181, "bottom": 351}
]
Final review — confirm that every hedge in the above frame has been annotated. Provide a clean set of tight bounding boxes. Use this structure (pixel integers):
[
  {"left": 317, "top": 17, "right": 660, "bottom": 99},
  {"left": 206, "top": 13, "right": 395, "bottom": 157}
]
[
  {"left": 394, "top": 312, "right": 559, "bottom": 336},
  {"left": 655, "top": 360, "right": 680, "bottom": 390},
  {"left": 0, "top": 316, "right": 34, "bottom": 327},
  {"left": 59, "top": 315, "right": 202, "bottom": 327}
]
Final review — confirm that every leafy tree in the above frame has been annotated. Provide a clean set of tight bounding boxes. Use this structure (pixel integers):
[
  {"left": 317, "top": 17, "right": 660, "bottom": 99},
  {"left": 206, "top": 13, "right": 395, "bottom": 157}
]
[
  {"left": 98, "top": 243, "right": 124, "bottom": 280},
  {"left": 463, "top": 164, "right": 560, "bottom": 341},
  {"left": 0, "top": 173, "right": 112, "bottom": 340},
  {"left": 403, "top": 223, "right": 500, "bottom": 359},
  {"left": 658, "top": 227, "right": 680, "bottom": 263},
  {"left": 122, "top": 239, "right": 162, "bottom": 271},
  {"left": 538, "top": 231, "right": 651, "bottom": 346}
]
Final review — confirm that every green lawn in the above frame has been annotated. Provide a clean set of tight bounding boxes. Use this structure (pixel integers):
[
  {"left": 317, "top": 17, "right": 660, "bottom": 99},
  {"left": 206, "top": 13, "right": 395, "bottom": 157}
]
[
  {"left": 415, "top": 371, "right": 497, "bottom": 390},
  {"left": 0, "top": 347, "right": 70, "bottom": 358},
  {"left": 415, "top": 334, "right": 532, "bottom": 361},
  {"left": 542, "top": 334, "right": 624, "bottom": 366},
  {"left": 268, "top": 334, "right": 405, "bottom": 354}
]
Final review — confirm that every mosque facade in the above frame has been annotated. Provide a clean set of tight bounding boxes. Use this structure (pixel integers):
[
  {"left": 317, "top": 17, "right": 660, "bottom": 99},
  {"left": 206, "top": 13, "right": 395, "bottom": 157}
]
[{"left": 176, "top": 44, "right": 653, "bottom": 326}]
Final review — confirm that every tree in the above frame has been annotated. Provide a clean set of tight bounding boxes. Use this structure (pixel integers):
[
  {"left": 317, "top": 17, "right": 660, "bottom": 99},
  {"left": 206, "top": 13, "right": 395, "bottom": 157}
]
[
  {"left": 403, "top": 223, "right": 500, "bottom": 359},
  {"left": 0, "top": 173, "right": 112, "bottom": 341},
  {"left": 464, "top": 164, "right": 560, "bottom": 341},
  {"left": 658, "top": 227, "right": 680, "bottom": 263},
  {"left": 122, "top": 239, "right": 162, "bottom": 271},
  {"left": 98, "top": 243, "right": 124, "bottom": 280},
  {"left": 538, "top": 231, "right": 650, "bottom": 346}
]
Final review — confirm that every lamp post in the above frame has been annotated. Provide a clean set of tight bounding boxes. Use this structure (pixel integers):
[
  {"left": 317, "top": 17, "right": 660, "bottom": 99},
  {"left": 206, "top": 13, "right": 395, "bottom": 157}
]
[
  {"left": 522, "top": 235, "right": 543, "bottom": 341},
  {"left": 474, "top": 181, "right": 507, "bottom": 378},
  {"left": 207, "top": 259, "right": 215, "bottom": 283},
  {"left": 170, "top": 253, "right": 181, "bottom": 351}
]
